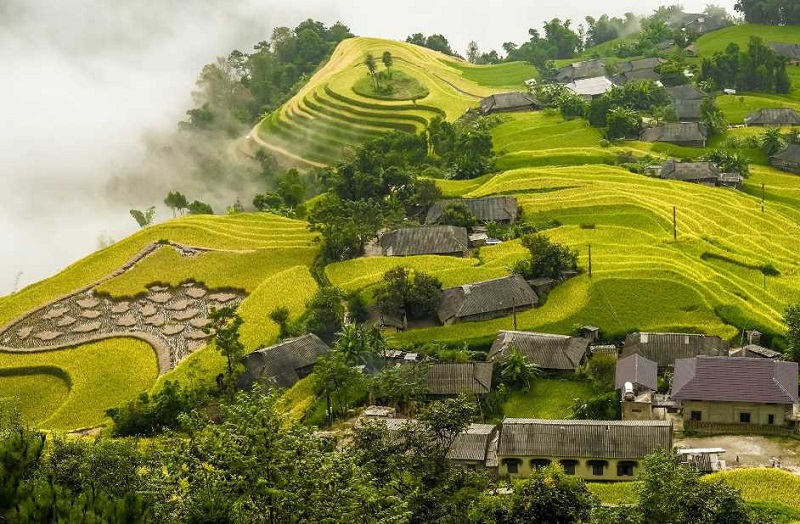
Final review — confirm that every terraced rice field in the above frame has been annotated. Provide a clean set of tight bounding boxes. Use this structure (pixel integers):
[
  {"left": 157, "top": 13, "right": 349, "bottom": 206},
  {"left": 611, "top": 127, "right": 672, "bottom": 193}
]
[{"left": 253, "top": 37, "right": 501, "bottom": 167}]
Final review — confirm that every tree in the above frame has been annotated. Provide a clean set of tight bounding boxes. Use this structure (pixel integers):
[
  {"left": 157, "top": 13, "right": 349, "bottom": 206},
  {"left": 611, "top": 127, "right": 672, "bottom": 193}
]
[
  {"left": 371, "top": 362, "right": 429, "bottom": 410},
  {"left": 129, "top": 206, "right": 155, "bottom": 228},
  {"left": 569, "top": 392, "right": 620, "bottom": 420},
  {"left": 762, "top": 128, "right": 785, "bottom": 157},
  {"left": 382, "top": 51, "right": 393, "bottom": 77},
  {"left": 303, "top": 287, "right": 346, "bottom": 344},
  {"left": 500, "top": 346, "right": 540, "bottom": 391},
  {"left": 783, "top": 304, "right": 800, "bottom": 362},
  {"left": 507, "top": 466, "right": 597, "bottom": 523},
  {"left": 164, "top": 191, "right": 189, "bottom": 217},
  {"left": 312, "top": 350, "right": 366, "bottom": 422},
  {"left": 269, "top": 306, "right": 291, "bottom": 340},
  {"left": 466, "top": 41, "right": 479, "bottom": 63},
  {"left": 606, "top": 107, "right": 641, "bottom": 139},
  {"left": 333, "top": 323, "right": 385, "bottom": 365},
  {"left": 374, "top": 267, "right": 443, "bottom": 322},
  {"left": 440, "top": 201, "right": 478, "bottom": 231},
  {"left": 512, "top": 233, "right": 579, "bottom": 280},
  {"left": 364, "top": 53, "right": 379, "bottom": 90},
  {"left": 276, "top": 168, "right": 306, "bottom": 208},
  {"left": 702, "top": 149, "right": 750, "bottom": 177},
  {"left": 187, "top": 200, "right": 214, "bottom": 215},
  {"left": 543, "top": 18, "right": 580, "bottom": 59},
  {"left": 205, "top": 306, "right": 245, "bottom": 392},
  {"left": 701, "top": 96, "right": 727, "bottom": 137},
  {"left": 253, "top": 192, "right": 284, "bottom": 211}
]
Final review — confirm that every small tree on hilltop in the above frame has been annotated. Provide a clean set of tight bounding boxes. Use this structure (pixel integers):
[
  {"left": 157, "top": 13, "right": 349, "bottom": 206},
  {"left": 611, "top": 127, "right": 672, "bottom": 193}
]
[
  {"left": 129, "top": 206, "right": 155, "bottom": 229},
  {"left": 762, "top": 128, "right": 785, "bottom": 157},
  {"left": 364, "top": 53, "right": 379, "bottom": 90},
  {"left": 512, "top": 233, "right": 579, "bottom": 280},
  {"left": 205, "top": 306, "right": 245, "bottom": 392},
  {"left": 374, "top": 267, "right": 443, "bottom": 322},
  {"left": 187, "top": 200, "right": 214, "bottom": 215},
  {"left": 164, "top": 191, "right": 189, "bottom": 217},
  {"left": 382, "top": 51, "right": 393, "bottom": 78}
]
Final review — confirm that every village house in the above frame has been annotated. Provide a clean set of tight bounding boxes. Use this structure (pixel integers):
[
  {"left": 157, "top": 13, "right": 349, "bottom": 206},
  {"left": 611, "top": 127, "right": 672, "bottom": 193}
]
[
  {"left": 446, "top": 423, "right": 499, "bottom": 470},
  {"left": 237, "top": 333, "right": 330, "bottom": 390},
  {"left": 496, "top": 419, "right": 673, "bottom": 480},
  {"left": 771, "top": 43, "right": 800, "bottom": 66},
  {"left": 657, "top": 160, "right": 721, "bottom": 186},
  {"left": 565, "top": 76, "right": 615, "bottom": 100},
  {"left": 666, "top": 84, "right": 706, "bottom": 101},
  {"left": 609, "top": 57, "right": 665, "bottom": 85},
  {"left": 770, "top": 143, "right": 800, "bottom": 175},
  {"left": 671, "top": 99, "right": 703, "bottom": 122},
  {"left": 487, "top": 330, "right": 590, "bottom": 373},
  {"left": 621, "top": 332, "right": 727, "bottom": 369},
  {"left": 437, "top": 275, "right": 539, "bottom": 325},
  {"left": 728, "top": 344, "right": 782, "bottom": 359},
  {"left": 616, "top": 353, "right": 659, "bottom": 421},
  {"left": 424, "top": 362, "right": 494, "bottom": 397},
  {"left": 380, "top": 225, "right": 469, "bottom": 257},
  {"left": 672, "top": 356, "right": 799, "bottom": 428},
  {"left": 640, "top": 122, "right": 708, "bottom": 147},
  {"left": 555, "top": 59, "right": 606, "bottom": 83},
  {"left": 479, "top": 92, "right": 541, "bottom": 115},
  {"left": 425, "top": 196, "right": 519, "bottom": 225},
  {"left": 744, "top": 108, "right": 800, "bottom": 127}
]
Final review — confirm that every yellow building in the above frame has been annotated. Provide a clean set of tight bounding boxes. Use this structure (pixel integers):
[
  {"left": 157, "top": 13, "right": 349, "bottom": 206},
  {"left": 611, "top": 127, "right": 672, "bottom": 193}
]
[{"left": 496, "top": 419, "right": 673, "bottom": 481}]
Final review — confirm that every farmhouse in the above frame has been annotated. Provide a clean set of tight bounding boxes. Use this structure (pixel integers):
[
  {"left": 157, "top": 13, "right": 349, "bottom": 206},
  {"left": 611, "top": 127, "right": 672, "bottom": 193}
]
[
  {"left": 729, "top": 344, "right": 782, "bottom": 359},
  {"left": 640, "top": 122, "right": 708, "bottom": 147},
  {"left": 621, "top": 332, "right": 727, "bottom": 369},
  {"left": 381, "top": 225, "right": 469, "bottom": 257},
  {"left": 565, "top": 76, "right": 615, "bottom": 99},
  {"left": 496, "top": 419, "right": 673, "bottom": 480},
  {"left": 555, "top": 59, "right": 606, "bottom": 83},
  {"left": 672, "top": 356, "right": 799, "bottom": 427},
  {"left": 666, "top": 84, "right": 706, "bottom": 101},
  {"left": 770, "top": 43, "right": 800, "bottom": 66},
  {"left": 488, "top": 330, "right": 590, "bottom": 372},
  {"left": 611, "top": 69, "right": 661, "bottom": 85},
  {"left": 425, "top": 196, "right": 519, "bottom": 225},
  {"left": 744, "top": 108, "right": 800, "bottom": 127},
  {"left": 657, "top": 160, "right": 721, "bottom": 186},
  {"left": 618, "top": 57, "right": 665, "bottom": 74},
  {"left": 425, "top": 362, "right": 494, "bottom": 397},
  {"left": 770, "top": 143, "right": 800, "bottom": 175},
  {"left": 671, "top": 99, "right": 703, "bottom": 122},
  {"left": 437, "top": 275, "right": 539, "bottom": 325},
  {"left": 616, "top": 353, "right": 659, "bottom": 421},
  {"left": 446, "top": 423, "right": 499, "bottom": 470},
  {"left": 237, "top": 333, "right": 329, "bottom": 390},
  {"left": 479, "top": 92, "right": 541, "bottom": 115}
]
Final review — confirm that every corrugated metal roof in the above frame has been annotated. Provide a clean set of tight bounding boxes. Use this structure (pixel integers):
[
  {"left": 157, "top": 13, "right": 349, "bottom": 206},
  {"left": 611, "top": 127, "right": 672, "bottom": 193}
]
[
  {"left": 555, "top": 59, "right": 606, "bottom": 83},
  {"left": 641, "top": 123, "right": 708, "bottom": 144},
  {"left": 446, "top": 423, "right": 497, "bottom": 461},
  {"left": 498, "top": 419, "right": 673, "bottom": 458},
  {"left": 729, "top": 344, "right": 782, "bottom": 359},
  {"left": 565, "top": 76, "right": 615, "bottom": 97},
  {"left": 672, "top": 99, "right": 703, "bottom": 120},
  {"left": 615, "top": 353, "right": 658, "bottom": 391},
  {"left": 667, "top": 84, "right": 706, "bottom": 101},
  {"left": 425, "top": 362, "right": 493, "bottom": 395},
  {"left": 672, "top": 356, "right": 799, "bottom": 404},
  {"left": 618, "top": 57, "right": 665, "bottom": 73},
  {"left": 237, "top": 333, "right": 330, "bottom": 389},
  {"left": 621, "top": 332, "right": 726, "bottom": 367},
  {"left": 746, "top": 108, "right": 800, "bottom": 126},
  {"left": 426, "top": 196, "right": 518, "bottom": 225},
  {"left": 479, "top": 92, "right": 540, "bottom": 113},
  {"left": 772, "top": 144, "right": 800, "bottom": 163},
  {"left": 488, "top": 330, "right": 589, "bottom": 371},
  {"left": 659, "top": 160, "right": 720, "bottom": 182},
  {"left": 381, "top": 225, "right": 469, "bottom": 257},
  {"left": 437, "top": 276, "right": 539, "bottom": 323}
]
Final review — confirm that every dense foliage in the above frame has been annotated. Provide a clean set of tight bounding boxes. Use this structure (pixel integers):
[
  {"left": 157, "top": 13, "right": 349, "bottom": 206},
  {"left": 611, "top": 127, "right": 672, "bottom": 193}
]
[
  {"left": 735, "top": 0, "right": 800, "bottom": 25},
  {"left": 374, "top": 267, "right": 444, "bottom": 322},
  {"left": 700, "top": 37, "right": 792, "bottom": 94},
  {"left": 512, "top": 233, "right": 579, "bottom": 280}
]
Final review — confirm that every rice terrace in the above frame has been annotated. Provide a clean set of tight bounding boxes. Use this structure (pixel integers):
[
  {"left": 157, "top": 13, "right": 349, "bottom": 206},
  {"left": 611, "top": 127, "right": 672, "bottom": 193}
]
[{"left": 5, "top": 5, "right": 800, "bottom": 522}]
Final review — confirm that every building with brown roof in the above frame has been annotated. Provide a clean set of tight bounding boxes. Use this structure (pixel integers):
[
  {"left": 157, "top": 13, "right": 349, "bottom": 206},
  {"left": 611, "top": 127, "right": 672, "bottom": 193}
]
[
  {"left": 381, "top": 225, "right": 469, "bottom": 257},
  {"left": 437, "top": 276, "right": 539, "bottom": 325},
  {"left": 672, "top": 356, "right": 799, "bottom": 427},
  {"left": 770, "top": 144, "right": 800, "bottom": 175},
  {"left": 425, "top": 362, "right": 494, "bottom": 397},
  {"left": 237, "top": 334, "right": 330, "bottom": 390},
  {"left": 479, "top": 92, "right": 541, "bottom": 115},
  {"left": 426, "top": 196, "right": 518, "bottom": 225},
  {"left": 488, "top": 330, "right": 590, "bottom": 372},
  {"left": 496, "top": 419, "right": 673, "bottom": 480},
  {"left": 640, "top": 122, "right": 708, "bottom": 147},
  {"left": 621, "top": 332, "right": 727, "bottom": 369},
  {"left": 745, "top": 108, "right": 800, "bottom": 127},
  {"left": 658, "top": 160, "right": 721, "bottom": 186}
]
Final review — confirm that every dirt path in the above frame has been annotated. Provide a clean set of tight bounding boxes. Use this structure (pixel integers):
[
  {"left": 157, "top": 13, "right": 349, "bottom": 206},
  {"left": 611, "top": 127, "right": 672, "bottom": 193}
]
[
  {"left": 245, "top": 129, "right": 327, "bottom": 169},
  {"left": 677, "top": 435, "right": 800, "bottom": 473}
]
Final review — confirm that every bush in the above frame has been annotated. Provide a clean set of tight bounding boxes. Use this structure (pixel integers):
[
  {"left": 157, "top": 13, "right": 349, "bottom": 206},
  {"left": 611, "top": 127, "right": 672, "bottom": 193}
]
[{"left": 512, "top": 233, "right": 579, "bottom": 280}]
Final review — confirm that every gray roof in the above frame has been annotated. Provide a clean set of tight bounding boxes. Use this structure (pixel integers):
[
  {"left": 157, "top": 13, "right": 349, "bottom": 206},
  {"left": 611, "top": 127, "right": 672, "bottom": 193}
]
[
  {"left": 479, "top": 92, "right": 540, "bottom": 113},
  {"left": 659, "top": 160, "right": 720, "bottom": 182},
  {"left": 729, "top": 344, "right": 782, "bottom": 359},
  {"left": 238, "top": 334, "right": 330, "bottom": 389},
  {"left": 672, "top": 99, "right": 703, "bottom": 121},
  {"left": 745, "top": 108, "right": 800, "bottom": 126},
  {"left": 381, "top": 225, "right": 469, "bottom": 257},
  {"left": 672, "top": 356, "right": 799, "bottom": 404},
  {"left": 446, "top": 423, "right": 497, "bottom": 461},
  {"left": 616, "top": 353, "right": 658, "bottom": 391},
  {"left": 488, "top": 330, "right": 589, "bottom": 371},
  {"left": 612, "top": 69, "right": 660, "bottom": 85},
  {"left": 565, "top": 76, "right": 615, "bottom": 97},
  {"left": 437, "top": 275, "right": 538, "bottom": 323},
  {"left": 640, "top": 123, "right": 708, "bottom": 144},
  {"left": 425, "top": 362, "right": 494, "bottom": 395},
  {"left": 772, "top": 143, "right": 800, "bottom": 164},
  {"left": 621, "top": 332, "right": 727, "bottom": 368},
  {"left": 555, "top": 59, "right": 606, "bottom": 83},
  {"left": 771, "top": 42, "right": 800, "bottom": 60},
  {"left": 498, "top": 419, "right": 673, "bottom": 459},
  {"left": 667, "top": 84, "right": 706, "bottom": 101},
  {"left": 426, "top": 196, "right": 518, "bottom": 225},
  {"left": 618, "top": 57, "right": 665, "bottom": 73}
]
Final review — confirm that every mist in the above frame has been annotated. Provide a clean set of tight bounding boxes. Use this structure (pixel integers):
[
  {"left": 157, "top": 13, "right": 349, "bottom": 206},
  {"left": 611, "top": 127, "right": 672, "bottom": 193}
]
[{"left": 0, "top": 0, "right": 736, "bottom": 297}]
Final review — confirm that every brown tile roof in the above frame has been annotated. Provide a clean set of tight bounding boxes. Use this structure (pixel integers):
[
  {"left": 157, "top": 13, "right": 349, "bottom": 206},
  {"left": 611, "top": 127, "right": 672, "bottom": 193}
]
[
  {"left": 659, "top": 160, "right": 720, "bottom": 182},
  {"left": 615, "top": 353, "right": 658, "bottom": 391},
  {"left": 772, "top": 143, "right": 800, "bottom": 164},
  {"left": 672, "top": 356, "right": 798, "bottom": 404},
  {"left": 641, "top": 123, "right": 708, "bottom": 144},
  {"left": 479, "top": 92, "right": 541, "bottom": 114},
  {"left": 425, "top": 362, "right": 494, "bottom": 395},
  {"left": 237, "top": 334, "right": 330, "bottom": 389},
  {"left": 498, "top": 419, "right": 673, "bottom": 459},
  {"left": 621, "top": 332, "right": 726, "bottom": 368},
  {"left": 446, "top": 423, "right": 498, "bottom": 462},
  {"left": 745, "top": 108, "right": 800, "bottom": 126},
  {"left": 381, "top": 225, "right": 469, "bottom": 257},
  {"left": 426, "top": 196, "right": 518, "bottom": 225},
  {"left": 437, "top": 276, "right": 539, "bottom": 323},
  {"left": 488, "top": 330, "right": 589, "bottom": 371},
  {"left": 729, "top": 344, "right": 782, "bottom": 359}
]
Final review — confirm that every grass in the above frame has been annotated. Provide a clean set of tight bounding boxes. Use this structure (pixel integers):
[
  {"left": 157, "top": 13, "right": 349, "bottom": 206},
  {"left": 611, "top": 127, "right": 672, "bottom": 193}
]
[
  {"left": 502, "top": 378, "right": 601, "bottom": 419},
  {"left": 0, "top": 367, "right": 70, "bottom": 425},
  {"left": 352, "top": 70, "right": 429, "bottom": 101},
  {"left": 587, "top": 482, "right": 637, "bottom": 505},
  {"left": 717, "top": 94, "right": 800, "bottom": 124},
  {"left": 0, "top": 339, "right": 158, "bottom": 430},
  {"left": 446, "top": 60, "right": 539, "bottom": 88}
]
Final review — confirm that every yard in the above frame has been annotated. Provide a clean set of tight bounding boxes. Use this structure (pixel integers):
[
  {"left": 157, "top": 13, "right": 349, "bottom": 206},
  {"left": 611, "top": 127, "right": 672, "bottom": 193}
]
[{"left": 502, "top": 377, "right": 600, "bottom": 419}]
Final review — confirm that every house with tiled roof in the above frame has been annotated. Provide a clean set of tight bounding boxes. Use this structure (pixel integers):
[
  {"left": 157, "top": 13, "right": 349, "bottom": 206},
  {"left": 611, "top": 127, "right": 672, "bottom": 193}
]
[
  {"left": 479, "top": 92, "right": 541, "bottom": 115},
  {"left": 770, "top": 144, "right": 800, "bottom": 175},
  {"left": 672, "top": 356, "right": 799, "bottom": 427},
  {"left": 237, "top": 334, "right": 330, "bottom": 390},
  {"left": 771, "top": 43, "right": 800, "bottom": 65},
  {"left": 426, "top": 196, "right": 518, "bottom": 225},
  {"left": 437, "top": 275, "right": 539, "bottom": 325},
  {"left": 425, "top": 362, "right": 494, "bottom": 397},
  {"left": 657, "top": 160, "right": 721, "bottom": 186},
  {"left": 496, "top": 419, "right": 673, "bottom": 480},
  {"left": 745, "top": 108, "right": 800, "bottom": 127},
  {"left": 729, "top": 344, "right": 782, "bottom": 359},
  {"left": 555, "top": 59, "right": 606, "bottom": 83},
  {"left": 640, "top": 122, "right": 708, "bottom": 147},
  {"left": 488, "top": 330, "right": 589, "bottom": 372},
  {"left": 446, "top": 423, "right": 499, "bottom": 469},
  {"left": 666, "top": 84, "right": 706, "bottom": 101},
  {"left": 381, "top": 225, "right": 469, "bottom": 257},
  {"left": 565, "top": 76, "right": 615, "bottom": 99},
  {"left": 621, "top": 332, "right": 727, "bottom": 369}
]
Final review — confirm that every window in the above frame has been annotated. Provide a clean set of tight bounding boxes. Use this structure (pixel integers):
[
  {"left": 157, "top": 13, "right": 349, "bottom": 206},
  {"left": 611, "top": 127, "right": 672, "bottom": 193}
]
[
  {"left": 530, "top": 459, "right": 551, "bottom": 469},
  {"left": 690, "top": 411, "right": 702, "bottom": 421},
  {"left": 560, "top": 460, "right": 579, "bottom": 475},
  {"left": 768, "top": 414, "right": 775, "bottom": 425},
  {"left": 617, "top": 461, "right": 637, "bottom": 477},
  {"left": 503, "top": 459, "right": 521, "bottom": 474},
  {"left": 739, "top": 412, "right": 751, "bottom": 423},
  {"left": 588, "top": 460, "right": 607, "bottom": 476}
]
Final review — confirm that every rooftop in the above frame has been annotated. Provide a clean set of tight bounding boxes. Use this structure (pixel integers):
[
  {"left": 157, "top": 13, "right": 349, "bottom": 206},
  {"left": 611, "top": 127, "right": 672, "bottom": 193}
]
[
  {"left": 425, "top": 362, "right": 494, "bottom": 395},
  {"left": 438, "top": 275, "right": 538, "bottom": 324},
  {"left": 237, "top": 333, "right": 330, "bottom": 390},
  {"left": 426, "top": 196, "right": 518, "bottom": 225},
  {"left": 616, "top": 353, "right": 658, "bottom": 391},
  {"left": 621, "top": 332, "right": 726, "bottom": 368},
  {"left": 488, "top": 330, "right": 589, "bottom": 371},
  {"left": 381, "top": 225, "right": 469, "bottom": 257}
]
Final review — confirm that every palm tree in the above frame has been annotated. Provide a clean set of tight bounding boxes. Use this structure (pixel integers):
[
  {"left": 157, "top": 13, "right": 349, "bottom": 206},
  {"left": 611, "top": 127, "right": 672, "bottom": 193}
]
[
  {"left": 334, "top": 323, "right": 385, "bottom": 364},
  {"left": 364, "top": 53, "right": 379, "bottom": 90},
  {"left": 762, "top": 127, "right": 785, "bottom": 157},
  {"left": 500, "top": 346, "right": 540, "bottom": 392}
]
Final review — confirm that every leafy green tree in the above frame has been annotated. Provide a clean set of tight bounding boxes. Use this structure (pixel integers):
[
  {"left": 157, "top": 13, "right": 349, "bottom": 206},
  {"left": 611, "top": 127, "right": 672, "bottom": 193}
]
[
  {"left": 129, "top": 206, "right": 155, "bottom": 228},
  {"left": 269, "top": 306, "right": 291, "bottom": 340},
  {"left": 374, "top": 267, "right": 443, "bottom": 322},
  {"left": 569, "top": 392, "right": 620, "bottom": 420},
  {"left": 206, "top": 306, "right": 245, "bottom": 392},
  {"left": 606, "top": 107, "right": 641, "bottom": 139},
  {"left": 276, "top": 168, "right": 306, "bottom": 208},
  {"left": 303, "top": 287, "right": 346, "bottom": 344},
  {"left": 543, "top": 18, "right": 580, "bottom": 59},
  {"left": 108, "top": 380, "right": 203, "bottom": 437},
  {"left": 702, "top": 149, "right": 750, "bottom": 176},
  {"left": 701, "top": 96, "right": 727, "bottom": 137},
  {"left": 253, "top": 191, "right": 284, "bottom": 211},
  {"left": 312, "top": 350, "right": 366, "bottom": 422},
  {"left": 512, "top": 233, "right": 579, "bottom": 280},
  {"left": 762, "top": 128, "right": 786, "bottom": 157},
  {"left": 371, "top": 362, "right": 429, "bottom": 411},
  {"left": 783, "top": 304, "right": 800, "bottom": 362},
  {"left": 364, "top": 52, "right": 379, "bottom": 90},
  {"left": 657, "top": 60, "right": 689, "bottom": 87},
  {"left": 507, "top": 466, "right": 597, "bottom": 523},
  {"left": 334, "top": 323, "right": 385, "bottom": 364},
  {"left": 441, "top": 201, "right": 478, "bottom": 231},
  {"left": 583, "top": 353, "right": 616, "bottom": 391},
  {"left": 308, "top": 195, "right": 390, "bottom": 261},
  {"left": 382, "top": 51, "right": 394, "bottom": 77},
  {"left": 466, "top": 41, "right": 479, "bottom": 63},
  {"left": 187, "top": 200, "right": 214, "bottom": 215},
  {"left": 500, "top": 347, "right": 540, "bottom": 392}
]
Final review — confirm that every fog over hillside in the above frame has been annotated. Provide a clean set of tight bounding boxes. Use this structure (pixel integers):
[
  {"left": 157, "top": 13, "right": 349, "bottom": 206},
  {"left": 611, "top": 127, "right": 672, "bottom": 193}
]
[{"left": 0, "top": 0, "right": 735, "bottom": 296}]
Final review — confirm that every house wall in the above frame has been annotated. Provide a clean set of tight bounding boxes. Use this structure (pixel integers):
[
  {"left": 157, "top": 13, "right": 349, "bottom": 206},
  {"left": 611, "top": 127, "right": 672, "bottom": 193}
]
[
  {"left": 450, "top": 305, "right": 534, "bottom": 325},
  {"left": 622, "top": 401, "right": 654, "bottom": 421},
  {"left": 770, "top": 158, "right": 800, "bottom": 175},
  {"left": 681, "top": 400, "right": 789, "bottom": 425},
  {"left": 497, "top": 455, "right": 643, "bottom": 481}
]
